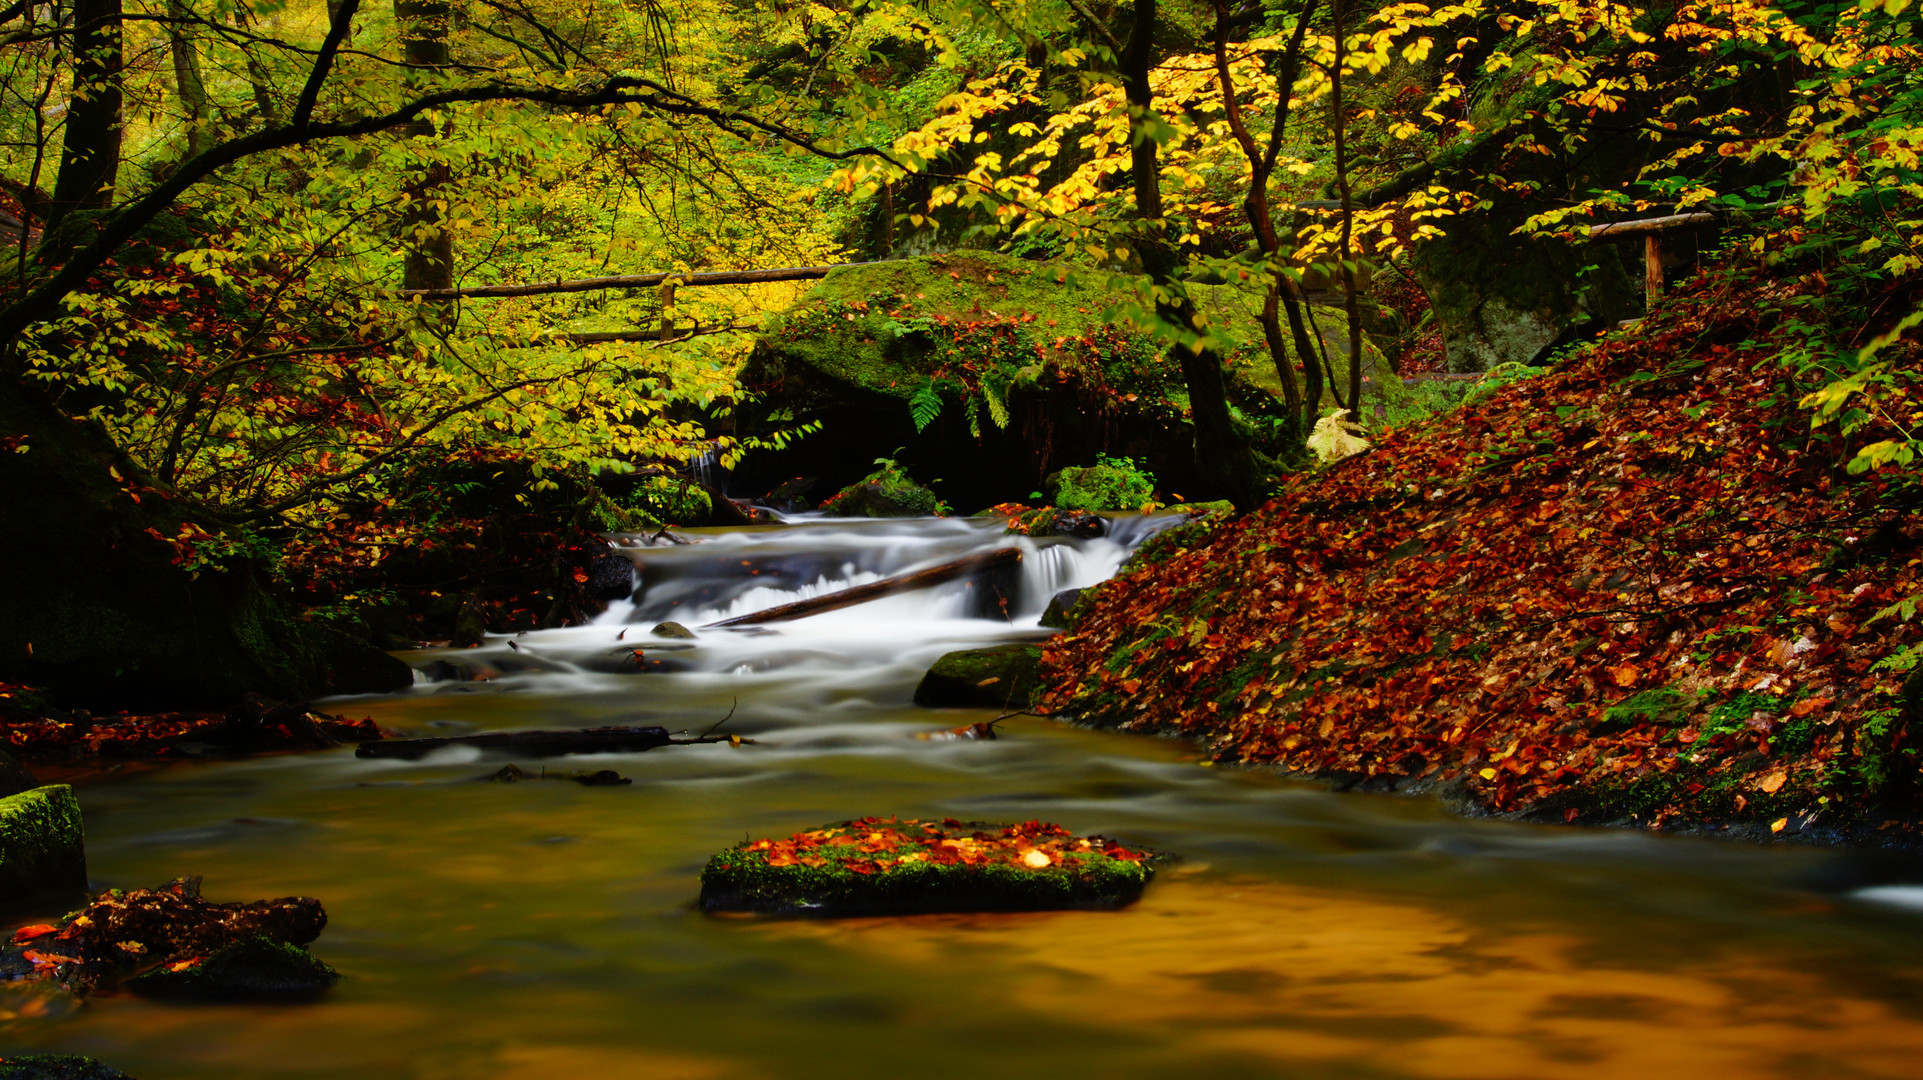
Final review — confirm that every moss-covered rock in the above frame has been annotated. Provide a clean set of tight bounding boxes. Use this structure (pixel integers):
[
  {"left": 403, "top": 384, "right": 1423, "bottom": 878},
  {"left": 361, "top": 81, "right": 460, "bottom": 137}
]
[
  {"left": 819, "top": 460, "right": 944, "bottom": 517},
  {"left": 0, "top": 786, "right": 86, "bottom": 909},
  {"left": 995, "top": 505, "right": 1104, "bottom": 538},
  {"left": 1039, "top": 588, "right": 1087, "bottom": 630},
  {"left": 700, "top": 817, "right": 1154, "bottom": 916},
  {"left": 734, "top": 252, "right": 1298, "bottom": 509},
  {"left": 0, "top": 1056, "right": 135, "bottom": 1080},
  {"left": 1411, "top": 204, "right": 1640, "bottom": 374},
  {"left": 1043, "top": 454, "right": 1157, "bottom": 512},
  {"left": 124, "top": 934, "right": 338, "bottom": 999},
  {"left": 913, "top": 643, "right": 1043, "bottom": 708}
]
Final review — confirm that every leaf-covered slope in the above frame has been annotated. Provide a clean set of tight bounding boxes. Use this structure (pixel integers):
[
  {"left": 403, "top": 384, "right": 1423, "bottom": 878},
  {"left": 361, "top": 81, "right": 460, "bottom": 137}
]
[{"left": 1040, "top": 269, "right": 1923, "bottom": 838}]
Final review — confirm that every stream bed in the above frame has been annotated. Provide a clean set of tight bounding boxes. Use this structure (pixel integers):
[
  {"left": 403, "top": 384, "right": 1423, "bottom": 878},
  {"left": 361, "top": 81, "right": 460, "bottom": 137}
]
[{"left": 7, "top": 516, "right": 1923, "bottom": 1078}]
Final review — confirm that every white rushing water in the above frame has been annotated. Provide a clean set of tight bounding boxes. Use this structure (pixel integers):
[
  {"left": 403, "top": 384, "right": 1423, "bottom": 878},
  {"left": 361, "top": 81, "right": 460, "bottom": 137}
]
[{"left": 408, "top": 513, "right": 1182, "bottom": 705}]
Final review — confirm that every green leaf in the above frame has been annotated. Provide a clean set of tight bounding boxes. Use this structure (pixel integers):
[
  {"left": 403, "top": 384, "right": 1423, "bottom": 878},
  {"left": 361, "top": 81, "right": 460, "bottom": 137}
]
[{"left": 910, "top": 379, "right": 943, "bottom": 432}]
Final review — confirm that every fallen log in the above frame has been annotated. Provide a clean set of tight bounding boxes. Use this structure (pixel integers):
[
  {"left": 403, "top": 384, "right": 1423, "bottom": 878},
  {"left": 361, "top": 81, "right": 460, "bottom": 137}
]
[
  {"left": 355, "top": 725, "right": 674, "bottom": 760},
  {"left": 703, "top": 547, "right": 1023, "bottom": 628},
  {"left": 499, "top": 321, "right": 758, "bottom": 348}
]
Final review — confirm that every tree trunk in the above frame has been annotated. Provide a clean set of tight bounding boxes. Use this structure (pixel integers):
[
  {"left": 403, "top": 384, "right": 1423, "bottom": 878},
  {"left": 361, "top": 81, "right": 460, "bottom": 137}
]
[
  {"left": 394, "top": 0, "right": 454, "bottom": 294},
  {"left": 1330, "top": 0, "right": 1365, "bottom": 416},
  {"left": 44, "top": 0, "right": 123, "bottom": 235},
  {"left": 1121, "top": 0, "right": 1259, "bottom": 510},
  {"left": 166, "top": 0, "right": 208, "bottom": 158},
  {"left": 1212, "top": 0, "right": 1322, "bottom": 448}
]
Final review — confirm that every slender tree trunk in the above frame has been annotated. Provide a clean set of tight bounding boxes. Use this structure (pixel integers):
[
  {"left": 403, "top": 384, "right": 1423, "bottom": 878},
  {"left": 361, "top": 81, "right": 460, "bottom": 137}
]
[
  {"left": 166, "top": 0, "right": 208, "bottom": 157},
  {"left": 233, "top": 4, "right": 279, "bottom": 124},
  {"left": 1212, "top": 0, "right": 1323, "bottom": 444},
  {"left": 1330, "top": 0, "right": 1365, "bottom": 416},
  {"left": 1122, "top": 0, "right": 1258, "bottom": 510},
  {"left": 395, "top": 0, "right": 454, "bottom": 294},
  {"left": 45, "top": 0, "right": 123, "bottom": 235}
]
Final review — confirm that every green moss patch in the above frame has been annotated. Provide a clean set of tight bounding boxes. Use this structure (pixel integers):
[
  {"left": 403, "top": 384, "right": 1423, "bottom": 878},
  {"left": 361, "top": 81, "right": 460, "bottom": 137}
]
[
  {"left": 913, "top": 643, "right": 1043, "bottom": 708},
  {"left": 819, "top": 459, "right": 945, "bottom": 517},
  {"left": 125, "top": 934, "right": 338, "bottom": 1000},
  {"left": 1045, "top": 454, "right": 1157, "bottom": 512},
  {"left": 700, "top": 818, "right": 1154, "bottom": 916},
  {"left": 0, "top": 785, "right": 86, "bottom": 909}
]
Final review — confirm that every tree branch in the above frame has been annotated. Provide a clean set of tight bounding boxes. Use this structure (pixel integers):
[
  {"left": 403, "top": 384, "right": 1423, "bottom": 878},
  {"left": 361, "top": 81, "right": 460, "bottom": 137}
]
[
  {"left": 292, "top": 0, "right": 361, "bottom": 128},
  {"left": 0, "top": 75, "right": 898, "bottom": 350}
]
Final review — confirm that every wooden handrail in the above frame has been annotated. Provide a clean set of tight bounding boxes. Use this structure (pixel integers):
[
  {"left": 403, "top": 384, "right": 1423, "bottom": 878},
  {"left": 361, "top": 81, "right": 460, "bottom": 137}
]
[{"left": 397, "top": 261, "right": 883, "bottom": 301}]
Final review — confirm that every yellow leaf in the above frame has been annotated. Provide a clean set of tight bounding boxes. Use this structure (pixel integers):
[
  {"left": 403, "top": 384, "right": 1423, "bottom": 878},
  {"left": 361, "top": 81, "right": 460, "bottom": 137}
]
[
  {"left": 1770, "top": 817, "right": 1788, "bottom": 833},
  {"left": 1479, "top": 768, "right": 1498, "bottom": 780}
]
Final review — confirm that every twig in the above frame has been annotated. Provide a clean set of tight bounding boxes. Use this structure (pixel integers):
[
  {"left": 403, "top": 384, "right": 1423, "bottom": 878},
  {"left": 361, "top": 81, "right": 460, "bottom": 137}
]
[{"left": 697, "top": 697, "right": 739, "bottom": 739}]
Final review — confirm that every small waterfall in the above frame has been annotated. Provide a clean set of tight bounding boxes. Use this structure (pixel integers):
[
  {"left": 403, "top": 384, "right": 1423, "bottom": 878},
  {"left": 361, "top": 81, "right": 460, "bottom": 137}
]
[
  {"left": 424, "top": 513, "right": 1186, "bottom": 692},
  {"left": 686, "top": 444, "right": 724, "bottom": 493}
]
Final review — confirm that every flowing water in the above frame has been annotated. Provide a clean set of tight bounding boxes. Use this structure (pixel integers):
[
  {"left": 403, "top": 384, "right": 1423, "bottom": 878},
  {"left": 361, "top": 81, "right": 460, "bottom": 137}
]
[{"left": 8, "top": 516, "right": 1923, "bottom": 1079}]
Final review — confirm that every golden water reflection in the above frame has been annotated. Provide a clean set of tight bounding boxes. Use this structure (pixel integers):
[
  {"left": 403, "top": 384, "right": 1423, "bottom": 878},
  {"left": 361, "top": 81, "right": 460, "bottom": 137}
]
[{"left": 763, "top": 875, "right": 1923, "bottom": 1079}]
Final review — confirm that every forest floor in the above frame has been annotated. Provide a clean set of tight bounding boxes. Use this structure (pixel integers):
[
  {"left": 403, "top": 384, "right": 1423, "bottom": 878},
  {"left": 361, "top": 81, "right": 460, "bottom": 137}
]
[{"left": 1038, "top": 260, "right": 1923, "bottom": 846}]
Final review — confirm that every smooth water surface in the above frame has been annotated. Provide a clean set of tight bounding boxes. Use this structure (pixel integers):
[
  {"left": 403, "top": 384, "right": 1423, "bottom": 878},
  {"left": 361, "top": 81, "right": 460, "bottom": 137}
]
[{"left": 7, "top": 517, "right": 1923, "bottom": 1079}]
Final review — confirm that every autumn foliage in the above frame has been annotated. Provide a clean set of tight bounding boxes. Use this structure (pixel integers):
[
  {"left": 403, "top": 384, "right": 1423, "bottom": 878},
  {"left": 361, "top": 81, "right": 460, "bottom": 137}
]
[
  {"left": 700, "top": 817, "right": 1153, "bottom": 915},
  {"left": 4, "top": 877, "right": 326, "bottom": 994},
  {"left": 1040, "top": 259, "right": 1923, "bottom": 838}
]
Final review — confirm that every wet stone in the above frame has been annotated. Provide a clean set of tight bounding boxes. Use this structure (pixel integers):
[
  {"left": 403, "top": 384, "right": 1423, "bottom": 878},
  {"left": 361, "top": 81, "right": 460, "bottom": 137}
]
[
  {"left": 650, "top": 622, "right": 697, "bottom": 639},
  {"left": 1038, "top": 587, "right": 1086, "bottom": 630},
  {"left": 125, "top": 935, "right": 339, "bottom": 1000},
  {"left": 912, "top": 644, "right": 1043, "bottom": 709},
  {"left": 586, "top": 553, "right": 637, "bottom": 601}
]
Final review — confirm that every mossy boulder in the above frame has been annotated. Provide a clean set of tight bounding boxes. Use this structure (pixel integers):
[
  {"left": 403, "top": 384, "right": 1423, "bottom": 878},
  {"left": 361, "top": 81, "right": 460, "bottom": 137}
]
[
  {"left": 0, "top": 1057, "right": 135, "bottom": 1080},
  {"left": 734, "top": 252, "right": 1297, "bottom": 510},
  {"left": 0, "top": 786, "right": 86, "bottom": 909},
  {"left": 700, "top": 817, "right": 1154, "bottom": 916},
  {"left": 1044, "top": 455, "right": 1157, "bottom": 512},
  {"left": 995, "top": 505, "right": 1104, "bottom": 538},
  {"left": 1039, "top": 588, "right": 1087, "bottom": 630},
  {"left": 819, "top": 460, "right": 943, "bottom": 517},
  {"left": 124, "top": 934, "right": 338, "bottom": 999},
  {"left": 1410, "top": 206, "right": 1641, "bottom": 374},
  {"left": 913, "top": 643, "right": 1043, "bottom": 709}
]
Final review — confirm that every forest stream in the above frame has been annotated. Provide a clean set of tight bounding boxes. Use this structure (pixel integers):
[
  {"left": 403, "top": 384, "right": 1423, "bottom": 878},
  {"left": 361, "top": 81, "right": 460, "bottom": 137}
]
[{"left": 8, "top": 516, "right": 1923, "bottom": 1079}]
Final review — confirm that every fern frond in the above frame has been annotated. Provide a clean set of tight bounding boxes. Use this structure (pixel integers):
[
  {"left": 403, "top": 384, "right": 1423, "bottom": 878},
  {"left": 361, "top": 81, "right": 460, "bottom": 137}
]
[
  {"left": 981, "top": 381, "right": 1010, "bottom": 429},
  {"left": 909, "top": 380, "right": 943, "bottom": 432}
]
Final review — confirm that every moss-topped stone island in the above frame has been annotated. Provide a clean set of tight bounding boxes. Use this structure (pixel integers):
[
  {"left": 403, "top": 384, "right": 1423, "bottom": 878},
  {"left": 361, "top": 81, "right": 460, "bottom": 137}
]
[{"left": 700, "top": 818, "right": 1155, "bottom": 917}]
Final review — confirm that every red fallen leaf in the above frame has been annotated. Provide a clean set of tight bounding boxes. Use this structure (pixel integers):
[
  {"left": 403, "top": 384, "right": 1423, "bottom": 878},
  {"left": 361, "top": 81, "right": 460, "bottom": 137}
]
[
  {"left": 21, "top": 950, "right": 82, "bottom": 966},
  {"left": 9, "top": 924, "right": 58, "bottom": 944}
]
